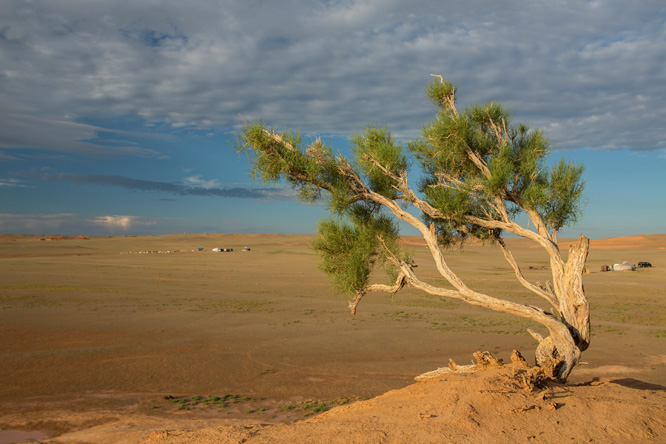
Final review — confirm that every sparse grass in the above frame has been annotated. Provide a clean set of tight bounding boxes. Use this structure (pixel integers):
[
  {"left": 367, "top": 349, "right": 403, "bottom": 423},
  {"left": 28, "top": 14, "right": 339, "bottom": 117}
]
[
  {"left": 595, "top": 302, "right": 666, "bottom": 326},
  {"left": 266, "top": 249, "right": 316, "bottom": 256},
  {"left": 3, "top": 233, "right": 666, "bottom": 416},
  {"left": 427, "top": 314, "right": 534, "bottom": 335},
  {"left": 301, "top": 400, "right": 329, "bottom": 414},
  {"left": 398, "top": 298, "right": 458, "bottom": 310},
  {"left": 155, "top": 393, "right": 358, "bottom": 420},
  {"left": 1, "top": 284, "right": 97, "bottom": 291},
  {"left": 187, "top": 299, "right": 274, "bottom": 313}
]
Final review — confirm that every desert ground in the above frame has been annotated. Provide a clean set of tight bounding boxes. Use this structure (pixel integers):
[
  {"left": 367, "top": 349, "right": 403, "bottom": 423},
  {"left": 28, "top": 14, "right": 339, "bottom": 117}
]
[{"left": 0, "top": 233, "right": 664, "bottom": 443}]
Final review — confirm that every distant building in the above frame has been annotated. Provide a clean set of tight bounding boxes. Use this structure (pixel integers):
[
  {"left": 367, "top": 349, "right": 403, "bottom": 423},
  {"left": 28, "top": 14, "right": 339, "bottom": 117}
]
[{"left": 613, "top": 261, "right": 636, "bottom": 271}]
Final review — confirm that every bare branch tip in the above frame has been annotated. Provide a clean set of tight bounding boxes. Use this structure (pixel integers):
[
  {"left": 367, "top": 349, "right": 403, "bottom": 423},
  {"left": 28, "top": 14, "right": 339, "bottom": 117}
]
[{"left": 430, "top": 74, "right": 444, "bottom": 84}]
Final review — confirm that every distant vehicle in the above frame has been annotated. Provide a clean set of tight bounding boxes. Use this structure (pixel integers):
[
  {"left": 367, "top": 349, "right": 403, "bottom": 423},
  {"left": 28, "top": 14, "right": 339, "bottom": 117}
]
[{"left": 638, "top": 262, "right": 652, "bottom": 268}]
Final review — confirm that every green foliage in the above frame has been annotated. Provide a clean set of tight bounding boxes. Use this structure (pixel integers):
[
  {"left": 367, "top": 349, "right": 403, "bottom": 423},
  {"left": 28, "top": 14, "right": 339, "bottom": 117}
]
[
  {"left": 312, "top": 205, "right": 400, "bottom": 294},
  {"left": 234, "top": 120, "right": 343, "bottom": 205},
  {"left": 425, "top": 77, "right": 457, "bottom": 109},
  {"left": 530, "top": 159, "right": 585, "bottom": 230},
  {"left": 352, "top": 126, "right": 407, "bottom": 199},
  {"left": 413, "top": 78, "right": 584, "bottom": 241},
  {"left": 234, "top": 76, "right": 585, "bottom": 295}
]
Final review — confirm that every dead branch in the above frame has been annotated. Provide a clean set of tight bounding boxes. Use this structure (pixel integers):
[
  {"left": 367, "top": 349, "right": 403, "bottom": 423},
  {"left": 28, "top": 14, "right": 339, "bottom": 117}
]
[{"left": 415, "top": 351, "right": 504, "bottom": 380}]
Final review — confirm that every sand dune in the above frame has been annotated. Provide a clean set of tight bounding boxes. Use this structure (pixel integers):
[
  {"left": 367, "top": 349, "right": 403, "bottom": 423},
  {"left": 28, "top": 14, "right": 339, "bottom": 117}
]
[{"left": 591, "top": 234, "right": 666, "bottom": 250}]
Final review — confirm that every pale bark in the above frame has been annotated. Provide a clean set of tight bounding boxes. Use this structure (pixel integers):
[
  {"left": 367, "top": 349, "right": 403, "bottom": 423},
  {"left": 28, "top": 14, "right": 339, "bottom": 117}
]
[
  {"left": 334, "top": 157, "right": 590, "bottom": 379},
  {"left": 354, "top": 191, "right": 589, "bottom": 379},
  {"left": 252, "top": 119, "right": 591, "bottom": 382}
]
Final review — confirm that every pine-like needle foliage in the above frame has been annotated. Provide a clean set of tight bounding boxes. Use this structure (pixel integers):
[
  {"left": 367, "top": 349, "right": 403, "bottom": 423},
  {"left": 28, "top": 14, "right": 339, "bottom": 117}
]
[
  {"left": 410, "top": 77, "right": 584, "bottom": 245},
  {"left": 234, "top": 77, "right": 585, "bottom": 295}
]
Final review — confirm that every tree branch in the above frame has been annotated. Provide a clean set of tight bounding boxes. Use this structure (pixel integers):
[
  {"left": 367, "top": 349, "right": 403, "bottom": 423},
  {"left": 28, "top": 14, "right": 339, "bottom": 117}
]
[
  {"left": 486, "top": 111, "right": 508, "bottom": 147},
  {"left": 350, "top": 271, "right": 407, "bottom": 315},
  {"left": 430, "top": 74, "right": 458, "bottom": 117},
  {"left": 238, "top": 75, "right": 590, "bottom": 379},
  {"left": 497, "top": 239, "right": 559, "bottom": 310},
  {"left": 360, "top": 187, "right": 569, "bottom": 336},
  {"left": 361, "top": 153, "right": 561, "bottom": 266},
  {"left": 263, "top": 129, "right": 295, "bottom": 151},
  {"left": 465, "top": 146, "right": 492, "bottom": 179}
]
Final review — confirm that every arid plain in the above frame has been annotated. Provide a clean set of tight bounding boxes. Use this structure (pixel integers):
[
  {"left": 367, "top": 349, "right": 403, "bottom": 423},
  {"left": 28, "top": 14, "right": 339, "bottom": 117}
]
[{"left": 1, "top": 233, "right": 665, "bottom": 443}]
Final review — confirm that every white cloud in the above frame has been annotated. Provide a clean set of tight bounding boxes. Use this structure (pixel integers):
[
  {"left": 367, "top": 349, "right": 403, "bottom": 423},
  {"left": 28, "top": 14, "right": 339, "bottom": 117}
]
[
  {"left": 0, "top": 0, "right": 665, "bottom": 154},
  {"left": 0, "top": 178, "right": 29, "bottom": 188},
  {"left": 0, "top": 213, "right": 161, "bottom": 235},
  {"left": 182, "top": 175, "right": 223, "bottom": 189},
  {"left": 94, "top": 215, "right": 135, "bottom": 230}
]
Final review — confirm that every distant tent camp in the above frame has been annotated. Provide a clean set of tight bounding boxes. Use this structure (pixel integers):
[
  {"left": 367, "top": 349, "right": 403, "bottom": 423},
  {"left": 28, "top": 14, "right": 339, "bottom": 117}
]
[{"left": 613, "top": 261, "right": 636, "bottom": 271}]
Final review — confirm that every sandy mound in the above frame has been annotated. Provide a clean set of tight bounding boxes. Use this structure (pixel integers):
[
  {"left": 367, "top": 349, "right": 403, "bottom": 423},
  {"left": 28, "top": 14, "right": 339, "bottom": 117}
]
[{"left": 135, "top": 366, "right": 665, "bottom": 444}]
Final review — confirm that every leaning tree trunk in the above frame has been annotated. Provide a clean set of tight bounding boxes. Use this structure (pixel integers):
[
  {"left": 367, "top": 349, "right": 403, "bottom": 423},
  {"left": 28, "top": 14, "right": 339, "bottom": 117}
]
[{"left": 535, "top": 235, "right": 590, "bottom": 380}]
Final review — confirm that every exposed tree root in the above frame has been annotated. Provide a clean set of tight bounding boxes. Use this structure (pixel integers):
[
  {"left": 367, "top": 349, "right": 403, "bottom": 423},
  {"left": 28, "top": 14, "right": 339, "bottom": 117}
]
[
  {"left": 415, "top": 349, "right": 564, "bottom": 394},
  {"left": 415, "top": 350, "right": 505, "bottom": 380}
]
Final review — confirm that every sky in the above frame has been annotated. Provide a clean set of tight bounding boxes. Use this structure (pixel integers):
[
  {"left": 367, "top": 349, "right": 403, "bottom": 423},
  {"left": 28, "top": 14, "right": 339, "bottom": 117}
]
[{"left": 1, "top": 0, "right": 665, "bottom": 239}]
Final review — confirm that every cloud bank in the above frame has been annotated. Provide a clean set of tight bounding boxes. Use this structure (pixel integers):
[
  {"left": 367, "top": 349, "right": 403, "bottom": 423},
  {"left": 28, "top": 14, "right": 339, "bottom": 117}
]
[
  {"left": 1, "top": 0, "right": 665, "bottom": 156},
  {"left": 44, "top": 173, "right": 296, "bottom": 200},
  {"left": 0, "top": 213, "right": 160, "bottom": 235}
]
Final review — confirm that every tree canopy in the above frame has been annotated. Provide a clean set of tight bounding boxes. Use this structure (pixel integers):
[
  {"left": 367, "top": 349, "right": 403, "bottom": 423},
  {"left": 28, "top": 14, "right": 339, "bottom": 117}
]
[{"left": 234, "top": 75, "right": 589, "bottom": 380}]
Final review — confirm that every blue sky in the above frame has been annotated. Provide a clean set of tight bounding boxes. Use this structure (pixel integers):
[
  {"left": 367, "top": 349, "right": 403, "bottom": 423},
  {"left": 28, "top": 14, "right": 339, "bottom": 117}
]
[{"left": 1, "top": 0, "right": 665, "bottom": 239}]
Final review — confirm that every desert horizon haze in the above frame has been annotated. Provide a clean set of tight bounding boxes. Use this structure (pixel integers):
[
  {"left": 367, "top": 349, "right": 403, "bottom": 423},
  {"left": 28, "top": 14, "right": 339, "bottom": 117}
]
[{"left": 1, "top": 1, "right": 666, "bottom": 239}]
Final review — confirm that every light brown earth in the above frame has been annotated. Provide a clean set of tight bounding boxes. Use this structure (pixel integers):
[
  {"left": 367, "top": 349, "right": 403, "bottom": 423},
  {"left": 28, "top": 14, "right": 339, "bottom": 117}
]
[{"left": 0, "top": 233, "right": 665, "bottom": 443}]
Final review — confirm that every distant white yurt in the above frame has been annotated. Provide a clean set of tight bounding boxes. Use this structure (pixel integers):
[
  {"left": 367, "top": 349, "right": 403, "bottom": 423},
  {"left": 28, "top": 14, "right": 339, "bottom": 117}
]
[
  {"left": 613, "top": 261, "right": 636, "bottom": 271},
  {"left": 212, "top": 248, "right": 221, "bottom": 252}
]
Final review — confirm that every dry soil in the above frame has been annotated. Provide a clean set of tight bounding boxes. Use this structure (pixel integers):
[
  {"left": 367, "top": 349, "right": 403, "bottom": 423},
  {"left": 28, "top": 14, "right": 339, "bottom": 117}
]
[{"left": 0, "top": 233, "right": 664, "bottom": 443}]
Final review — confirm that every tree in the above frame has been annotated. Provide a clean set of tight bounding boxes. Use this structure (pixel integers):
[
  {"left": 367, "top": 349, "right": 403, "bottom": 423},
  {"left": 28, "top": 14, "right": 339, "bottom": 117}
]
[{"left": 234, "top": 75, "right": 589, "bottom": 381}]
